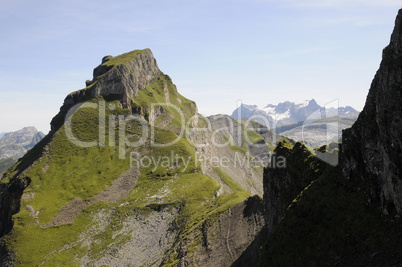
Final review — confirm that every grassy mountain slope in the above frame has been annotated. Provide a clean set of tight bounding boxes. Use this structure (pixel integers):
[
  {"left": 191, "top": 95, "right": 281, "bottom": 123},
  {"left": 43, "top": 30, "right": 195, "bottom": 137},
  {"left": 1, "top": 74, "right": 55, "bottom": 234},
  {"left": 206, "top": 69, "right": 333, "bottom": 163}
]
[{"left": 0, "top": 49, "right": 268, "bottom": 266}]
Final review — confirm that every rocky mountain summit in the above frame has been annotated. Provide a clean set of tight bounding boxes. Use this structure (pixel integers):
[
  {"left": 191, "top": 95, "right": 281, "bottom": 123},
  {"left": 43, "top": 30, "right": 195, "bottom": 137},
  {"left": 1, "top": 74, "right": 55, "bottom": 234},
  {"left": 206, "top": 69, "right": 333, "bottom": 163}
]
[
  {"left": 0, "top": 127, "right": 44, "bottom": 160},
  {"left": 51, "top": 49, "right": 164, "bottom": 131},
  {"left": 0, "top": 49, "right": 273, "bottom": 266}
]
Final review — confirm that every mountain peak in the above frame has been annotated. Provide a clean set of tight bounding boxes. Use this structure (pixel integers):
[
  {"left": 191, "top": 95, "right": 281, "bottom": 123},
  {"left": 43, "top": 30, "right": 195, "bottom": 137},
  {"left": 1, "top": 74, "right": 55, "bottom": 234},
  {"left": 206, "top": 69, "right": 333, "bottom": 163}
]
[
  {"left": 87, "top": 48, "right": 162, "bottom": 104},
  {"left": 91, "top": 49, "right": 158, "bottom": 81},
  {"left": 0, "top": 127, "right": 44, "bottom": 160},
  {"left": 275, "top": 101, "right": 293, "bottom": 113},
  {"left": 387, "top": 9, "right": 402, "bottom": 54},
  {"left": 307, "top": 99, "right": 318, "bottom": 107},
  {"left": 51, "top": 49, "right": 163, "bottom": 131}
]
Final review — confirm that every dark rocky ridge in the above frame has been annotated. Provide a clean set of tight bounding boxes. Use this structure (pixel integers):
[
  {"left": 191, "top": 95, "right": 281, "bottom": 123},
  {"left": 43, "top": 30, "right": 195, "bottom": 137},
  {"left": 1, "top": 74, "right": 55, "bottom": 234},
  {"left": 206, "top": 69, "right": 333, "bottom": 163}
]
[
  {"left": 262, "top": 6, "right": 402, "bottom": 235},
  {"left": 256, "top": 8, "right": 402, "bottom": 266},
  {"left": 0, "top": 177, "right": 30, "bottom": 237},
  {"left": 342, "top": 9, "right": 402, "bottom": 216}
]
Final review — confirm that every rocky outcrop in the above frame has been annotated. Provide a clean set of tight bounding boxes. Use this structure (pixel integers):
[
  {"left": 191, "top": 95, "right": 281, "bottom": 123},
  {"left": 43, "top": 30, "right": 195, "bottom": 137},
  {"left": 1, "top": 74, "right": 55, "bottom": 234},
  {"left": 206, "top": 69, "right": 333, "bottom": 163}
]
[
  {"left": 177, "top": 196, "right": 265, "bottom": 267},
  {"left": 89, "top": 49, "right": 161, "bottom": 106},
  {"left": 342, "top": 9, "right": 402, "bottom": 216},
  {"left": 51, "top": 49, "right": 162, "bottom": 131},
  {"left": 0, "top": 177, "right": 30, "bottom": 237},
  {"left": 76, "top": 205, "right": 181, "bottom": 267},
  {"left": 0, "top": 132, "right": 49, "bottom": 238}
]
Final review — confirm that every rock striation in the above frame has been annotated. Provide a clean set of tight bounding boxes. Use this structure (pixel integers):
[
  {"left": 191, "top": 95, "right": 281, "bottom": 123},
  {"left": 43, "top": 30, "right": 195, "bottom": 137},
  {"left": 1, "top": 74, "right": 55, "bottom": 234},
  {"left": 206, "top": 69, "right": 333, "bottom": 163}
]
[
  {"left": 51, "top": 49, "right": 162, "bottom": 131},
  {"left": 177, "top": 196, "right": 265, "bottom": 267}
]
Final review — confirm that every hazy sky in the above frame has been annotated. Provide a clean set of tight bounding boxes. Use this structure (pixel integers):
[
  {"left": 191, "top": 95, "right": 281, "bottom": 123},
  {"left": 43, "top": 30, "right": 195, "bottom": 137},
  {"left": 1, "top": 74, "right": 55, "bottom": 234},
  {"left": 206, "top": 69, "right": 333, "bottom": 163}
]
[{"left": 1, "top": 0, "right": 401, "bottom": 133}]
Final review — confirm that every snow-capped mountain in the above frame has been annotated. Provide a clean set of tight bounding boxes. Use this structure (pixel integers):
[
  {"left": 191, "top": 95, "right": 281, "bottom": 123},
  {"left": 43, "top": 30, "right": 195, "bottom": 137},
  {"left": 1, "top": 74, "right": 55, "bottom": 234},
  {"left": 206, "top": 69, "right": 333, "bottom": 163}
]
[{"left": 231, "top": 99, "right": 359, "bottom": 129}]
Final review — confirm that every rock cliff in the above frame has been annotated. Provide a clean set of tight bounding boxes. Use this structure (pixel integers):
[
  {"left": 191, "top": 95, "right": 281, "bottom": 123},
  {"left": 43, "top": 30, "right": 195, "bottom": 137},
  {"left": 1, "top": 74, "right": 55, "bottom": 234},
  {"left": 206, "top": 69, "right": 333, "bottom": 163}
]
[
  {"left": 172, "top": 196, "right": 265, "bottom": 267},
  {"left": 342, "top": 9, "right": 402, "bottom": 216},
  {"left": 258, "top": 9, "right": 402, "bottom": 266},
  {"left": 51, "top": 49, "right": 163, "bottom": 131}
]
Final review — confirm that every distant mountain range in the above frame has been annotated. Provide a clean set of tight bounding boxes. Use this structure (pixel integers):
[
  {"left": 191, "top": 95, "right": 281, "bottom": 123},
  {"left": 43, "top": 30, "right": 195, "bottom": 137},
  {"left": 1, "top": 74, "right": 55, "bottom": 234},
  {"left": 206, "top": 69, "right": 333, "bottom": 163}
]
[
  {"left": 0, "top": 127, "right": 45, "bottom": 174},
  {"left": 231, "top": 99, "right": 359, "bottom": 148},
  {"left": 231, "top": 99, "right": 358, "bottom": 127}
]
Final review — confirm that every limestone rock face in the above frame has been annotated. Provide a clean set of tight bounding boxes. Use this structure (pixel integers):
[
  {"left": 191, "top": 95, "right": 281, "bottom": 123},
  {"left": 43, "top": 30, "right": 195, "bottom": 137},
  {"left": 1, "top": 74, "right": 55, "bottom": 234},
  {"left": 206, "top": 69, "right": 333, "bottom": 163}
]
[
  {"left": 177, "top": 196, "right": 265, "bottom": 267},
  {"left": 90, "top": 49, "right": 162, "bottom": 107},
  {"left": 342, "top": 9, "right": 402, "bottom": 215},
  {"left": 51, "top": 49, "right": 162, "bottom": 131}
]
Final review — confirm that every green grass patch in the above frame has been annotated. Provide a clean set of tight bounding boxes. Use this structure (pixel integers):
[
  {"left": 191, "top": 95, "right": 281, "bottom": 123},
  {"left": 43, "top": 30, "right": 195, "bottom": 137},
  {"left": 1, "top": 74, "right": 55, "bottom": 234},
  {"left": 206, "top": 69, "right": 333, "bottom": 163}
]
[
  {"left": 101, "top": 49, "right": 150, "bottom": 67},
  {"left": 214, "top": 167, "right": 249, "bottom": 194},
  {"left": 244, "top": 128, "right": 264, "bottom": 144},
  {"left": 4, "top": 204, "right": 95, "bottom": 266},
  {"left": 131, "top": 74, "right": 197, "bottom": 131},
  {"left": 230, "top": 145, "right": 248, "bottom": 154}
]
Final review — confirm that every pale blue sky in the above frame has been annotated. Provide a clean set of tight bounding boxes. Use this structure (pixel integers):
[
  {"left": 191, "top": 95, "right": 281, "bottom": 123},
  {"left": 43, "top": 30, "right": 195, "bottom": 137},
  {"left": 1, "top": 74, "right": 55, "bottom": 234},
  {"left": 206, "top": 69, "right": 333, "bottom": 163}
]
[{"left": 1, "top": 0, "right": 401, "bottom": 133}]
